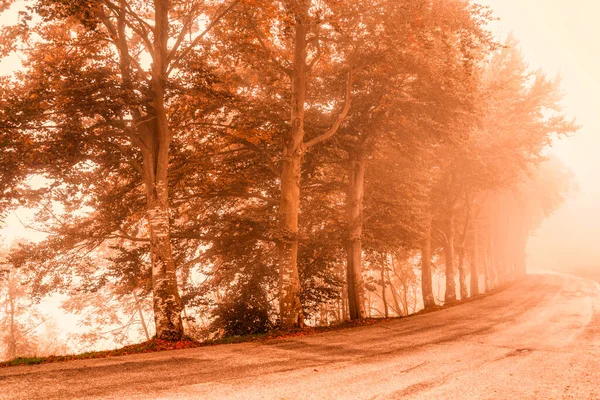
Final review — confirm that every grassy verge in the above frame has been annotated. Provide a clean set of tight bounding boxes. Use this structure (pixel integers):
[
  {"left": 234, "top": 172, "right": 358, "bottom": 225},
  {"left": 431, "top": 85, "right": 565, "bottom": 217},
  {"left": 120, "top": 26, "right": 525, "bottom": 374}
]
[{"left": 0, "top": 281, "right": 515, "bottom": 368}]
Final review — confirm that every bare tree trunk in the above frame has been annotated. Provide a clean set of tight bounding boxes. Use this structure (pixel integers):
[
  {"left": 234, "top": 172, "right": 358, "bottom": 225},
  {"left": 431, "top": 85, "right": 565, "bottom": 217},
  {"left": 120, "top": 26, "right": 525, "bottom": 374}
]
[
  {"left": 411, "top": 285, "right": 418, "bottom": 314},
  {"left": 341, "top": 269, "right": 349, "bottom": 321},
  {"left": 387, "top": 262, "right": 403, "bottom": 316},
  {"left": 336, "top": 264, "right": 343, "bottom": 322},
  {"left": 133, "top": 290, "right": 151, "bottom": 341},
  {"left": 345, "top": 151, "right": 367, "bottom": 320},
  {"left": 458, "top": 248, "right": 468, "bottom": 300},
  {"left": 458, "top": 200, "right": 471, "bottom": 300},
  {"left": 436, "top": 272, "right": 443, "bottom": 303},
  {"left": 278, "top": 3, "right": 310, "bottom": 329},
  {"left": 443, "top": 213, "right": 457, "bottom": 304},
  {"left": 402, "top": 283, "right": 409, "bottom": 316},
  {"left": 483, "top": 228, "right": 492, "bottom": 292},
  {"left": 140, "top": 113, "right": 183, "bottom": 341},
  {"left": 421, "top": 215, "right": 436, "bottom": 309},
  {"left": 144, "top": 172, "right": 184, "bottom": 340},
  {"left": 136, "top": 0, "right": 184, "bottom": 341},
  {"left": 469, "top": 228, "right": 480, "bottom": 296},
  {"left": 381, "top": 263, "right": 388, "bottom": 318},
  {"left": 8, "top": 268, "right": 16, "bottom": 359}
]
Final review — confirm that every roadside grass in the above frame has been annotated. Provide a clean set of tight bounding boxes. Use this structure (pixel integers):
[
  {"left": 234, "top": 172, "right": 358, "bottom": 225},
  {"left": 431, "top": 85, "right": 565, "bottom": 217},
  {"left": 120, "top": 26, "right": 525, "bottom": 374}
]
[{"left": 0, "top": 280, "right": 515, "bottom": 368}]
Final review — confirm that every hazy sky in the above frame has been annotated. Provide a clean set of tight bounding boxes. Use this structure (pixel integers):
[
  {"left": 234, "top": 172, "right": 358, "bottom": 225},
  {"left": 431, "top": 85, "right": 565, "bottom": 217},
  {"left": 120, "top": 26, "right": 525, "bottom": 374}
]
[
  {"left": 1, "top": 1, "right": 599, "bottom": 271},
  {"left": 479, "top": 0, "right": 600, "bottom": 271}
]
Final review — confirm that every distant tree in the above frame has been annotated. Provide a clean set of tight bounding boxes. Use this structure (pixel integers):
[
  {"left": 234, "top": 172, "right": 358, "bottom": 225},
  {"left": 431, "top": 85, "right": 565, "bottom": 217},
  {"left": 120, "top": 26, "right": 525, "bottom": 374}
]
[
  {"left": 428, "top": 35, "right": 576, "bottom": 301},
  {"left": 0, "top": 241, "right": 44, "bottom": 360}
]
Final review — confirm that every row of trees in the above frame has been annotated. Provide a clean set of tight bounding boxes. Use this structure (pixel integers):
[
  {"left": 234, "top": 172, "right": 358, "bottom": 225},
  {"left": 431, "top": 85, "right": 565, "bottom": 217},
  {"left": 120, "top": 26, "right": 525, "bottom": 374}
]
[{"left": 0, "top": 0, "right": 575, "bottom": 347}]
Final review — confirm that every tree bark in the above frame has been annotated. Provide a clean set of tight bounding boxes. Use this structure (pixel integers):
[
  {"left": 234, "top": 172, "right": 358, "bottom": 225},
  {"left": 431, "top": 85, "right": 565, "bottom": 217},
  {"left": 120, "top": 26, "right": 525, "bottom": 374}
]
[
  {"left": 144, "top": 183, "right": 184, "bottom": 340},
  {"left": 278, "top": 3, "right": 309, "bottom": 329},
  {"left": 345, "top": 151, "right": 367, "bottom": 320},
  {"left": 420, "top": 215, "right": 436, "bottom": 309},
  {"left": 443, "top": 213, "right": 457, "bottom": 303}
]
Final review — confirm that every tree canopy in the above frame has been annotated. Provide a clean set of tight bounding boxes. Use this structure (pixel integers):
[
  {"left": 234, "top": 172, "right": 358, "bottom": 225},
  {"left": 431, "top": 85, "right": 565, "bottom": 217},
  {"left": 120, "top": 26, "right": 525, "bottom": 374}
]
[{"left": 0, "top": 0, "right": 576, "bottom": 353}]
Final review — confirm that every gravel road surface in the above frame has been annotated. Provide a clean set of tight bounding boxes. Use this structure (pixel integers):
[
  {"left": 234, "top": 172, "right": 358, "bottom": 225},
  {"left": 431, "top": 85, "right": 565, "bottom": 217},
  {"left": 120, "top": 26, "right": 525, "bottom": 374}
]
[{"left": 1, "top": 273, "right": 598, "bottom": 399}]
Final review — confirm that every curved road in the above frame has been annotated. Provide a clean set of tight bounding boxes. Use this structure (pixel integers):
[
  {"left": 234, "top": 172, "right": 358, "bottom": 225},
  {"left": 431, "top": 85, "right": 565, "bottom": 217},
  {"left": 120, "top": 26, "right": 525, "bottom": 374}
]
[{"left": 1, "top": 273, "right": 599, "bottom": 399}]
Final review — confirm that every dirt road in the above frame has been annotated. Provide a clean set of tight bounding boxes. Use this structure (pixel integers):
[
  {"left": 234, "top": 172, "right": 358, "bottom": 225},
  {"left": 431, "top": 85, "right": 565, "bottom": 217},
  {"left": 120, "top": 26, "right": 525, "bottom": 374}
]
[{"left": 2, "top": 273, "right": 599, "bottom": 399}]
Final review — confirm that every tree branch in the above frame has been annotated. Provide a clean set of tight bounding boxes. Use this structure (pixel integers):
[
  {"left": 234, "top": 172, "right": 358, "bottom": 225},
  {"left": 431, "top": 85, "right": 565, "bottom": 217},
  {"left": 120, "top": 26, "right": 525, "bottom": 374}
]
[
  {"left": 177, "top": 190, "right": 278, "bottom": 205},
  {"left": 167, "top": 0, "right": 241, "bottom": 72},
  {"left": 305, "top": 70, "right": 353, "bottom": 149},
  {"left": 247, "top": 14, "right": 292, "bottom": 76}
]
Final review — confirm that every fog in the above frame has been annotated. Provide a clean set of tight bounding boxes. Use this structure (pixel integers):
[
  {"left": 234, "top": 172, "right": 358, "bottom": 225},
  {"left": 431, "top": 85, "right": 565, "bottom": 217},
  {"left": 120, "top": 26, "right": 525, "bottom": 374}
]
[
  {"left": 478, "top": 0, "right": 600, "bottom": 279},
  {"left": 1, "top": 1, "right": 600, "bottom": 398}
]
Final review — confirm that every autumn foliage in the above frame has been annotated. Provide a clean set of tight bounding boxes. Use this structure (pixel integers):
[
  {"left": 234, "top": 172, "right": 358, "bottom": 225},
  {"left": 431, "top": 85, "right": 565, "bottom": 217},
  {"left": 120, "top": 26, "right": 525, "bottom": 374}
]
[{"left": 0, "top": 0, "right": 576, "bottom": 354}]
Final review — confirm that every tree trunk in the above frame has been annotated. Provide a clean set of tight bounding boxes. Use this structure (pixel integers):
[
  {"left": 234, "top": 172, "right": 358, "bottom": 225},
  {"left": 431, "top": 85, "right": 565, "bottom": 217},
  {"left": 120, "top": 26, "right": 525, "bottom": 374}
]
[
  {"left": 341, "top": 265, "right": 349, "bottom": 321},
  {"left": 381, "top": 263, "right": 388, "bottom": 318},
  {"left": 387, "top": 262, "right": 403, "bottom": 316},
  {"left": 483, "top": 229, "right": 492, "bottom": 292},
  {"left": 469, "top": 228, "right": 479, "bottom": 296},
  {"left": 137, "top": 0, "right": 183, "bottom": 341},
  {"left": 8, "top": 269, "right": 16, "bottom": 360},
  {"left": 458, "top": 247, "right": 468, "bottom": 300},
  {"left": 278, "top": 148, "right": 304, "bottom": 328},
  {"left": 145, "top": 185, "right": 184, "bottom": 340},
  {"left": 421, "top": 215, "right": 436, "bottom": 309},
  {"left": 345, "top": 151, "right": 367, "bottom": 320},
  {"left": 278, "top": 4, "right": 309, "bottom": 329},
  {"left": 411, "top": 285, "right": 418, "bottom": 314},
  {"left": 402, "top": 283, "right": 409, "bottom": 316},
  {"left": 458, "top": 198, "right": 471, "bottom": 300},
  {"left": 443, "top": 213, "right": 457, "bottom": 303},
  {"left": 133, "top": 290, "right": 151, "bottom": 342}
]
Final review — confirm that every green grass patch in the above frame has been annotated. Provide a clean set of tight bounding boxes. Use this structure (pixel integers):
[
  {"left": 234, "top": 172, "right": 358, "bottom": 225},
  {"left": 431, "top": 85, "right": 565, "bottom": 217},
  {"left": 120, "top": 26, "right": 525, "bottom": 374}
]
[{"left": 2, "top": 357, "right": 46, "bottom": 367}]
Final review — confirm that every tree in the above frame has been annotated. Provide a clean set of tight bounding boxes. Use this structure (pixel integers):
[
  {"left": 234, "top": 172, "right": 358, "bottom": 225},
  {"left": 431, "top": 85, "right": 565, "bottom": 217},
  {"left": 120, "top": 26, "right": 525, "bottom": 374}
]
[
  {"left": 428, "top": 35, "right": 576, "bottom": 300},
  {"left": 0, "top": 0, "right": 248, "bottom": 340}
]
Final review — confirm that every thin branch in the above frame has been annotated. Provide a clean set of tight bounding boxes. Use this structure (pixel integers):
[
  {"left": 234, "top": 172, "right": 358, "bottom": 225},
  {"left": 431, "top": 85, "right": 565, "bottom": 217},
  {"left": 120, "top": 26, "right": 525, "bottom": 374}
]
[
  {"left": 247, "top": 14, "right": 292, "bottom": 76},
  {"left": 177, "top": 190, "right": 278, "bottom": 205},
  {"left": 106, "top": 0, "right": 155, "bottom": 56},
  {"left": 305, "top": 70, "right": 353, "bottom": 149},
  {"left": 167, "top": 0, "right": 241, "bottom": 72},
  {"left": 169, "top": 1, "right": 205, "bottom": 61},
  {"left": 306, "top": 28, "right": 322, "bottom": 71}
]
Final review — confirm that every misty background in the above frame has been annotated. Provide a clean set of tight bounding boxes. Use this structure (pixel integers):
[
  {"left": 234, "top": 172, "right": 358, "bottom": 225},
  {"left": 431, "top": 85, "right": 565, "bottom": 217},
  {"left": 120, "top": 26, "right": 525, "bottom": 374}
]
[
  {"left": 0, "top": 0, "right": 598, "bottom": 360},
  {"left": 478, "top": 0, "right": 600, "bottom": 276}
]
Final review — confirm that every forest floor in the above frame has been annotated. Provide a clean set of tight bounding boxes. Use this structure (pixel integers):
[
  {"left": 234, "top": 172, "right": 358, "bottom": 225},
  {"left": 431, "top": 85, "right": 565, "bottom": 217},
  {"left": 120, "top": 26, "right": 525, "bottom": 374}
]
[
  {"left": 0, "top": 283, "right": 513, "bottom": 368},
  {"left": 1, "top": 272, "right": 598, "bottom": 399}
]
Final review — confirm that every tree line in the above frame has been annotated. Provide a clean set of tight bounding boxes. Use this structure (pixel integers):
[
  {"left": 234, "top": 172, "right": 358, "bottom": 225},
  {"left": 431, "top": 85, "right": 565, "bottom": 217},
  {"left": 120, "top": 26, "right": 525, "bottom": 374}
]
[{"left": 0, "top": 0, "right": 575, "bottom": 348}]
